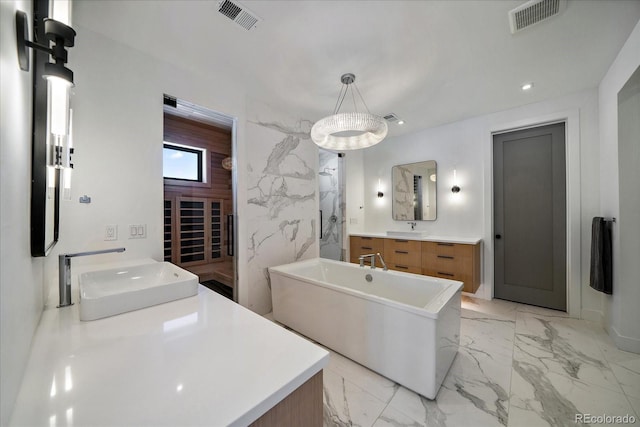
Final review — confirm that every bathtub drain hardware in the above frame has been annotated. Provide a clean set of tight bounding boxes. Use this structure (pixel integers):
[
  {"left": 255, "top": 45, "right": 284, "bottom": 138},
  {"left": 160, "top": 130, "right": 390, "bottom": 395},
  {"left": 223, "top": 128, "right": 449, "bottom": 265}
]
[{"left": 365, "top": 274, "right": 373, "bottom": 282}]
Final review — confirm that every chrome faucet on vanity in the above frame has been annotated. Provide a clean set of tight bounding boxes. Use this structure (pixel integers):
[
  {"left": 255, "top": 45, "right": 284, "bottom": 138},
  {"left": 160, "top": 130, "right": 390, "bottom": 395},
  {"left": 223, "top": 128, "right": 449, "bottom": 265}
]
[
  {"left": 358, "top": 253, "right": 388, "bottom": 271},
  {"left": 408, "top": 221, "right": 417, "bottom": 230},
  {"left": 58, "top": 247, "right": 126, "bottom": 308}
]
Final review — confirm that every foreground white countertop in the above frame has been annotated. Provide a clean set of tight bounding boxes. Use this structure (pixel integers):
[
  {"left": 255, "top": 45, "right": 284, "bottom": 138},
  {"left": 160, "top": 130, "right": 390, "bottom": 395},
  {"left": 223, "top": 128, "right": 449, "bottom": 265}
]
[
  {"left": 10, "top": 260, "right": 328, "bottom": 427},
  {"left": 350, "top": 232, "right": 482, "bottom": 245}
]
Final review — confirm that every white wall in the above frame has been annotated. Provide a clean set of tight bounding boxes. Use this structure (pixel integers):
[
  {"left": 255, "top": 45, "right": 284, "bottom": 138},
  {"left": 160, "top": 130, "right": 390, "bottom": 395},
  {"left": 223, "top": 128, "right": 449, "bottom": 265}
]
[
  {"left": 0, "top": 2, "right": 46, "bottom": 423},
  {"left": 42, "top": 24, "right": 250, "bottom": 302},
  {"left": 361, "top": 89, "right": 601, "bottom": 320},
  {"left": 598, "top": 20, "right": 640, "bottom": 353}
]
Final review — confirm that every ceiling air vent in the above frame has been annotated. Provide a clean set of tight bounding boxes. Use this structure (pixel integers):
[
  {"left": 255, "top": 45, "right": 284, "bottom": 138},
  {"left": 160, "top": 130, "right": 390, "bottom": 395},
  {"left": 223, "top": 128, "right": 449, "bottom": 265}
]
[
  {"left": 508, "top": 0, "right": 566, "bottom": 34},
  {"left": 383, "top": 113, "right": 399, "bottom": 123},
  {"left": 218, "top": 0, "right": 261, "bottom": 31}
]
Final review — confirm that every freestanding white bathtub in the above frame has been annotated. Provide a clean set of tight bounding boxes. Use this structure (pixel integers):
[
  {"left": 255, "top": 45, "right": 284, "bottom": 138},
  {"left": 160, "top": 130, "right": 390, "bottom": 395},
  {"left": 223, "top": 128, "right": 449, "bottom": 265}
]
[{"left": 269, "top": 258, "right": 462, "bottom": 399}]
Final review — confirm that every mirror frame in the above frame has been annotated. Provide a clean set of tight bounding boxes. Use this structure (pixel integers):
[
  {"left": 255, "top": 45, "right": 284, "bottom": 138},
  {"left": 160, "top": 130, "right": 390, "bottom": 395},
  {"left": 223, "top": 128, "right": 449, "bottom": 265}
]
[
  {"left": 31, "top": 0, "right": 59, "bottom": 257},
  {"left": 391, "top": 160, "right": 437, "bottom": 221}
]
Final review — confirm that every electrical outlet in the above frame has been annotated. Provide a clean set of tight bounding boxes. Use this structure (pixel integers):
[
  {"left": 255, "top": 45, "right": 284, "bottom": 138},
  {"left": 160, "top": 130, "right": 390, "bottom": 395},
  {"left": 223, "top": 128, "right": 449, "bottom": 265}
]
[{"left": 105, "top": 225, "right": 117, "bottom": 241}]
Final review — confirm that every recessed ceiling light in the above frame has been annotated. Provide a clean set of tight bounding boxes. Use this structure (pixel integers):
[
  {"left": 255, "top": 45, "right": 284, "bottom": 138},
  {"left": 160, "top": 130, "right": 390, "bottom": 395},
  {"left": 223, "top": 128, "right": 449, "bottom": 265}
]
[
  {"left": 521, "top": 82, "right": 534, "bottom": 91},
  {"left": 397, "top": 120, "right": 405, "bottom": 125}
]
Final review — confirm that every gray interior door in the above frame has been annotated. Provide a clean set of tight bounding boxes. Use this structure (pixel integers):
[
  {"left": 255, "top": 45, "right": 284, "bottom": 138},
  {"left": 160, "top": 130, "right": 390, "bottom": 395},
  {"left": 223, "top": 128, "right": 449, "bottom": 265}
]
[{"left": 493, "top": 123, "right": 566, "bottom": 311}]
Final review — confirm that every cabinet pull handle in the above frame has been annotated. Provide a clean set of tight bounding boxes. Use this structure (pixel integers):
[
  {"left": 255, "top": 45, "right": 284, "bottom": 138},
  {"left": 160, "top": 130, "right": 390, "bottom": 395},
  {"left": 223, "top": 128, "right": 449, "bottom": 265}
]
[
  {"left": 395, "top": 239, "right": 409, "bottom": 243},
  {"left": 362, "top": 246, "right": 372, "bottom": 250},
  {"left": 437, "top": 242, "right": 454, "bottom": 246},
  {"left": 437, "top": 271, "right": 455, "bottom": 277},
  {"left": 395, "top": 250, "right": 409, "bottom": 254},
  {"left": 437, "top": 255, "right": 454, "bottom": 259},
  {"left": 362, "top": 237, "right": 372, "bottom": 240},
  {"left": 396, "top": 265, "right": 409, "bottom": 269}
]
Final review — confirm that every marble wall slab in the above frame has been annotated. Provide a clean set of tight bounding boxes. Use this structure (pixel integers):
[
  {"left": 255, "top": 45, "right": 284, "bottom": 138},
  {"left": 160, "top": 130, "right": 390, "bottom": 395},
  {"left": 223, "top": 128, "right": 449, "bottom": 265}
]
[{"left": 246, "top": 101, "right": 318, "bottom": 314}]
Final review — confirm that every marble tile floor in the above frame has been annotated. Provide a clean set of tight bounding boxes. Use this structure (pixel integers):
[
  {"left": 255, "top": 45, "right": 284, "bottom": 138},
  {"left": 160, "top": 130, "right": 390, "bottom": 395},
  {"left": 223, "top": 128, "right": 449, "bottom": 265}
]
[{"left": 266, "top": 296, "right": 640, "bottom": 427}]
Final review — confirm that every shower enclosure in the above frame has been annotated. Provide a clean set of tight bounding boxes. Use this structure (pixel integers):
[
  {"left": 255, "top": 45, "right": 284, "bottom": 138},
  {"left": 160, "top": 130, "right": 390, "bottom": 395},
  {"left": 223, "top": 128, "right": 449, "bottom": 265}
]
[{"left": 319, "top": 150, "right": 345, "bottom": 261}]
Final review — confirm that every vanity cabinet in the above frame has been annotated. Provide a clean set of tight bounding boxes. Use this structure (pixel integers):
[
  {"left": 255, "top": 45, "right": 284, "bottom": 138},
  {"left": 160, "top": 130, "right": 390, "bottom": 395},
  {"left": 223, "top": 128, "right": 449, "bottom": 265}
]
[
  {"left": 349, "top": 235, "right": 481, "bottom": 293},
  {"left": 349, "top": 236, "right": 385, "bottom": 263},
  {"left": 383, "top": 239, "right": 422, "bottom": 274}
]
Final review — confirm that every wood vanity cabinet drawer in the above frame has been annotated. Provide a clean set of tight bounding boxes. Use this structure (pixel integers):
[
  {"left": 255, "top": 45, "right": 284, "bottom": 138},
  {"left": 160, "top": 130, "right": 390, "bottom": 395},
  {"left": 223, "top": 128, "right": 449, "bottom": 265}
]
[
  {"left": 424, "top": 269, "right": 464, "bottom": 283},
  {"left": 422, "top": 252, "right": 458, "bottom": 272},
  {"left": 422, "top": 241, "right": 481, "bottom": 294},
  {"left": 422, "top": 241, "right": 472, "bottom": 258},
  {"left": 389, "top": 264, "right": 422, "bottom": 274},
  {"left": 349, "top": 236, "right": 385, "bottom": 263},
  {"left": 384, "top": 239, "right": 422, "bottom": 267}
]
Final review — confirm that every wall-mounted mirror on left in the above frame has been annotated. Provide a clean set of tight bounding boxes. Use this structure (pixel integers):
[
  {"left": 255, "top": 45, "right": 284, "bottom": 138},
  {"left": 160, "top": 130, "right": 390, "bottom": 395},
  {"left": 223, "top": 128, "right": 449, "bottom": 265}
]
[
  {"left": 392, "top": 160, "right": 437, "bottom": 221},
  {"left": 19, "top": 0, "right": 77, "bottom": 256}
]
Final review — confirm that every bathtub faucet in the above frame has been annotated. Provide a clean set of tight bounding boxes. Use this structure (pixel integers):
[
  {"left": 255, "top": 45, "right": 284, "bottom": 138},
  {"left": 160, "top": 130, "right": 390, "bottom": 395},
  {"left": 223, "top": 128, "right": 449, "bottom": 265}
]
[
  {"left": 58, "top": 247, "right": 126, "bottom": 308},
  {"left": 376, "top": 253, "right": 388, "bottom": 271},
  {"left": 408, "top": 222, "right": 417, "bottom": 230},
  {"left": 359, "top": 253, "right": 377, "bottom": 269}
]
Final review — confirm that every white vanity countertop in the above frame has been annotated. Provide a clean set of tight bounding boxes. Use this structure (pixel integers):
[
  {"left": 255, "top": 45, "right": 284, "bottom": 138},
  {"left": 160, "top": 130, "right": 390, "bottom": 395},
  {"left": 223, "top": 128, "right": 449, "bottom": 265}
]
[
  {"left": 350, "top": 232, "right": 482, "bottom": 245},
  {"left": 10, "top": 260, "right": 328, "bottom": 427}
]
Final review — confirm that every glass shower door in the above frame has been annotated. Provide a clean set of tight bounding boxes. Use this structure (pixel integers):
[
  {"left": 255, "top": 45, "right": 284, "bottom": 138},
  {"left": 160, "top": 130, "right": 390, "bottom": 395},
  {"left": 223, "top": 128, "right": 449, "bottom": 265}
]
[{"left": 319, "top": 150, "right": 344, "bottom": 261}]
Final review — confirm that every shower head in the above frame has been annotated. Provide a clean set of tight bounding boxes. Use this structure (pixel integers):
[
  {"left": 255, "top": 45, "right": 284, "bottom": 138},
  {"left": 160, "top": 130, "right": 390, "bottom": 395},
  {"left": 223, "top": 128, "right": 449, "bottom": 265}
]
[{"left": 319, "top": 168, "right": 335, "bottom": 176}]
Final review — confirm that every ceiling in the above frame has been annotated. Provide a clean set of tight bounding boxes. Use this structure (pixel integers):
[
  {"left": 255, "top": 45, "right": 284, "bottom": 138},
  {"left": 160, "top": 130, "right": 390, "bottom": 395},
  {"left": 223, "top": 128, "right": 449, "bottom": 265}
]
[{"left": 73, "top": 0, "right": 640, "bottom": 137}]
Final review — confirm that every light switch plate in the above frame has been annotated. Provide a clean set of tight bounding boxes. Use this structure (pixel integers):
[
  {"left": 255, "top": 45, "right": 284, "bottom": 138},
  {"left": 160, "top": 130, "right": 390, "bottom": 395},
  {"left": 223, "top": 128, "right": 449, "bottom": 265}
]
[{"left": 129, "top": 224, "right": 147, "bottom": 239}]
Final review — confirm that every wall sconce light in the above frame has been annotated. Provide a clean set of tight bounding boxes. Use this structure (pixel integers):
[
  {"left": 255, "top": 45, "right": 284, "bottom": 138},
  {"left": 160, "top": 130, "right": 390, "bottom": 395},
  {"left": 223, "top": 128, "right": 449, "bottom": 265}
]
[
  {"left": 377, "top": 178, "right": 384, "bottom": 198},
  {"left": 16, "top": 11, "right": 76, "bottom": 84},
  {"left": 221, "top": 157, "right": 233, "bottom": 171},
  {"left": 16, "top": 8, "right": 76, "bottom": 168},
  {"left": 451, "top": 169, "right": 461, "bottom": 193}
]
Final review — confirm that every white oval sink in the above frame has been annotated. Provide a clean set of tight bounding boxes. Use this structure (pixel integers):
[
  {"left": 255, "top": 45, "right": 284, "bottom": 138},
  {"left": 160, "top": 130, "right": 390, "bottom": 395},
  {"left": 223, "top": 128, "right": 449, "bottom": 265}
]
[
  {"left": 386, "top": 231, "right": 429, "bottom": 238},
  {"left": 79, "top": 261, "right": 199, "bottom": 321}
]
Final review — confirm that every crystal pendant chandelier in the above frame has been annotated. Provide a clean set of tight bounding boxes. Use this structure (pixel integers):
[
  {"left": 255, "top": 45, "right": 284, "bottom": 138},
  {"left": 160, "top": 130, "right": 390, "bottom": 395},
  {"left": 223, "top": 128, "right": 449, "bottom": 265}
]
[{"left": 311, "top": 73, "right": 388, "bottom": 150}]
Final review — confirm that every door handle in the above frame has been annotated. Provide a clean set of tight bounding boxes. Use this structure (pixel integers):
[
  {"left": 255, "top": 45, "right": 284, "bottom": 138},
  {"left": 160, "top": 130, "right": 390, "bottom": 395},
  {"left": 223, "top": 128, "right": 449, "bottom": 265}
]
[
  {"left": 495, "top": 234, "right": 502, "bottom": 239},
  {"left": 319, "top": 210, "right": 323, "bottom": 239},
  {"left": 227, "top": 214, "right": 234, "bottom": 256}
]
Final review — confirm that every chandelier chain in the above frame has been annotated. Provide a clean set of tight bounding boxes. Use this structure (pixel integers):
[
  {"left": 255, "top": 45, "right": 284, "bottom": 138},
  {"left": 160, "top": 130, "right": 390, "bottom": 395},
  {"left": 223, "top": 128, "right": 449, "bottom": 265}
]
[
  {"left": 353, "top": 82, "right": 371, "bottom": 114},
  {"left": 333, "top": 84, "right": 348, "bottom": 115},
  {"left": 350, "top": 84, "right": 358, "bottom": 114},
  {"left": 332, "top": 81, "right": 372, "bottom": 115}
]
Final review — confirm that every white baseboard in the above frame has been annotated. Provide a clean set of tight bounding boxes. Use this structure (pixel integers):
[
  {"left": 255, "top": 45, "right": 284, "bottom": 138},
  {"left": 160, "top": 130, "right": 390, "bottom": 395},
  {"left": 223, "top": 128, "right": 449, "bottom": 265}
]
[
  {"left": 609, "top": 325, "right": 640, "bottom": 354},
  {"left": 462, "top": 283, "right": 490, "bottom": 300},
  {"left": 580, "top": 308, "right": 604, "bottom": 324}
]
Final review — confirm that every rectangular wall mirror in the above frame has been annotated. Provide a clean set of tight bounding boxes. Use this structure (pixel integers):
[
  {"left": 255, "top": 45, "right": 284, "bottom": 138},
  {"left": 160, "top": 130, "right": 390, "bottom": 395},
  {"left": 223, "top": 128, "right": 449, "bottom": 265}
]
[{"left": 392, "top": 160, "right": 437, "bottom": 221}]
